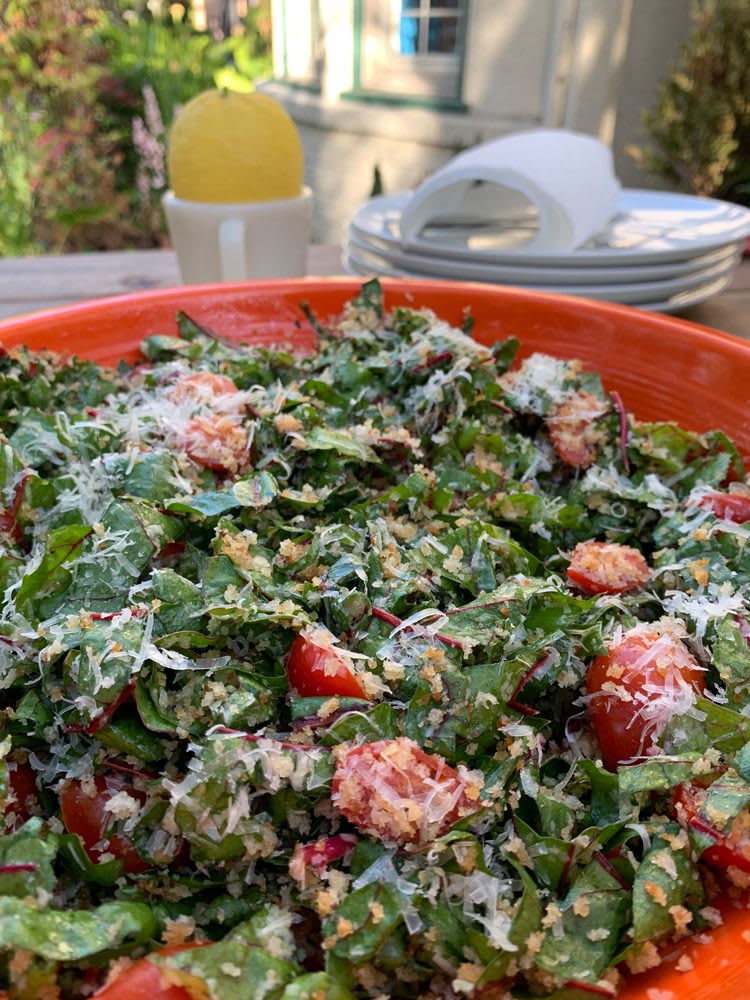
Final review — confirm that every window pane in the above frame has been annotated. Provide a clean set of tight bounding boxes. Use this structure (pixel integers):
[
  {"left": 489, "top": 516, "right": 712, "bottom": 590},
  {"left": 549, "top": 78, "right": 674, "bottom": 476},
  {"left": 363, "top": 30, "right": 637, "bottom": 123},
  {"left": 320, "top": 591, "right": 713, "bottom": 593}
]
[
  {"left": 397, "top": 13, "right": 419, "bottom": 54},
  {"left": 284, "top": 0, "right": 321, "bottom": 83},
  {"left": 360, "top": 0, "right": 464, "bottom": 100},
  {"left": 427, "top": 15, "right": 459, "bottom": 53}
]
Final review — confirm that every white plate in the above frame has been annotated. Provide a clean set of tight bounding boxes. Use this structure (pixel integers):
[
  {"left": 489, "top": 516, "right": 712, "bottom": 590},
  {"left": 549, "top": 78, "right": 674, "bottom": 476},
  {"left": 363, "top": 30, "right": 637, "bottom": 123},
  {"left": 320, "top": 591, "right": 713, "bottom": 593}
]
[
  {"left": 640, "top": 272, "right": 736, "bottom": 312},
  {"left": 342, "top": 252, "right": 735, "bottom": 314},
  {"left": 347, "top": 226, "right": 744, "bottom": 287},
  {"left": 349, "top": 189, "right": 750, "bottom": 268},
  {"left": 342, "top": 239, "right": 740, "bottom": 304}
]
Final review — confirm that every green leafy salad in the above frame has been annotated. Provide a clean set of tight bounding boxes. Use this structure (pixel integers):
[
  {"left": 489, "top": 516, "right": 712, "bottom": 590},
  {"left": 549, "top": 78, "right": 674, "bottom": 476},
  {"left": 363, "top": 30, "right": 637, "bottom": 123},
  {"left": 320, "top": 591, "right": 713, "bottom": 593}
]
[{"left": 2, "top": 279, "right": 750, "bottom": 1000}]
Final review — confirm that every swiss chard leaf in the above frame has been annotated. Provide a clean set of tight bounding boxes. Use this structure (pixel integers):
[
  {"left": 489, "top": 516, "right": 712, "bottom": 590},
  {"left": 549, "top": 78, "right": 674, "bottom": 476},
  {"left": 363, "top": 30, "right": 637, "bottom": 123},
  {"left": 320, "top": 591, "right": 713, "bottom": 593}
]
[
  {"left": 0, "top": 898, "right": 156, "bottom": 960},
  {"left": 15, "top": 524, "right": 92, "bottom": 612},
  {"left": 632, "top": 831, "right": 703, "bottom": 943},
  {"left": 321, "top": 883, "right": 404, "bottom": 962}
]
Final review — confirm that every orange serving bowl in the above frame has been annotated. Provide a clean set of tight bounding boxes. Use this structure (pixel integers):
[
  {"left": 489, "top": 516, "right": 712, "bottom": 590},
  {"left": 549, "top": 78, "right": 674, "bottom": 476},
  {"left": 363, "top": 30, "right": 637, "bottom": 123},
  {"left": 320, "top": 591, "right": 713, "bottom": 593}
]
[{"left": 2, "top": 277, "right": 750, "bottom": 998}]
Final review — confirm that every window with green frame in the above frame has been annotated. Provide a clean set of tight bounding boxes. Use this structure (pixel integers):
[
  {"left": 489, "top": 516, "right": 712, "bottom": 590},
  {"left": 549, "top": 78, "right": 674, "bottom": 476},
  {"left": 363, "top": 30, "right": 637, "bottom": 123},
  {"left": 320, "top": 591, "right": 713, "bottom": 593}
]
[
  {"left": 352, "top": 0, "right": 467, "bottom": 106},
  {"left": 279, "top": 0, "right": 322, "bottom": 91}
]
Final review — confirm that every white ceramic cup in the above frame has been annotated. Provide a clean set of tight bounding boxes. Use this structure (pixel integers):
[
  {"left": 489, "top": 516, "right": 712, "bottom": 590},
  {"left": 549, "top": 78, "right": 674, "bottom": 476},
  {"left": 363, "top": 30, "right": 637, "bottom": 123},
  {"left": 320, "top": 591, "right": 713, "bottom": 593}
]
[{"left": 162, "top": 186, "right": 313, "bottom": 284}]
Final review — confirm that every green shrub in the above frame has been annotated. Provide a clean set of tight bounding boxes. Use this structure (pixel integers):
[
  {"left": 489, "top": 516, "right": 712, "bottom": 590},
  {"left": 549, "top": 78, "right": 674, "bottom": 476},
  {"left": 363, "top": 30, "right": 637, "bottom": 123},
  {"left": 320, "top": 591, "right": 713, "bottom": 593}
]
[
  {"left": 629, "top": 0, "right": 750, "bottom": 206},
  {"left": 0, "top": 0, "right": 129, "bottom": 254},
  {"left": 0, "top": 0, "right": 273, "bottom": 254}
]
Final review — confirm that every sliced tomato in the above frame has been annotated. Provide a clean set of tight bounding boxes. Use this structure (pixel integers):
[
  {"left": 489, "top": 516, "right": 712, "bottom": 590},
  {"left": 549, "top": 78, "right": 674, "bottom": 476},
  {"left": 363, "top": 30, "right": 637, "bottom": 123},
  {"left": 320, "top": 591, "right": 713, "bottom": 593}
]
[
  {"left": 586, "top": 625, "right": 705, "bottom": 771},
  {"left": 695, "top": 490, "right": 750, "bottom": 524},
  {"left": 4, "top": 760, "right": 39, "bottom": 827},
  {"left": 332, "top": 737, "right": 482, "bottom": 845},
  {"left": 59, "top": 774, "right": 150, "bottom": 875},
  {"left": 673, "top": 778, "right": 750, "bottom": 873},
  {"left": 566, "top": 540, "right": 650, "bottom": 595},
  {"left": 179, "top": 415, "right": 249, "bottom": 473},
  {"left": 287, "top": 632, "right": 369, "bottom": 699},
  {"left": 288, "top": 833, "right": 358, "bottom": 884},
  {"left": 94, "top": 944, "right": 208, "bottom": 999},
  {"left": 168, "top": 371, "right": 239, "bottom": 404},
  {"left": 546, "top": 390, "right": 606, "bottom": 469}
]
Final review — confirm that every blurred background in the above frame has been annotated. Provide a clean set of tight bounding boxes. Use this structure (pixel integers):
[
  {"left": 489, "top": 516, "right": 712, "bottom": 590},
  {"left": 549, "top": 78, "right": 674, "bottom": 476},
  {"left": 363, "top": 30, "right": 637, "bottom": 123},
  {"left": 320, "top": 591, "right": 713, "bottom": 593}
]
[{"left": 0, "top": 0, "right": 747, "bottom": 253}]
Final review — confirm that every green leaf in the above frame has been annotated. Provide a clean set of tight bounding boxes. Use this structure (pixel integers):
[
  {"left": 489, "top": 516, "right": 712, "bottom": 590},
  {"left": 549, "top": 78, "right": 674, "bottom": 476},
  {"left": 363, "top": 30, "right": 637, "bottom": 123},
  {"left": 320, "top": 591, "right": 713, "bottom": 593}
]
[
  {"left": 578, "top": 760, "right": 620, "bottom": 825},
  {"left": 141, "top": 334, "right": 202, "bottom": 361},
  {"left": 233, "top": 471, "right": 279, "bottom": 508},
  {"left": 322, "top": 883, "right": 404, "bottom": 962},
  {"left": 135, "top": 676, "right": 180, "bottom": 735},
  {"left": 289, "top": 696, "right": 370, "bottom": 722},
  {"left": 57, "top": 834, "right": 123, "bottom": 887},
  {"left": 304, "top": 427, "right": 377, "bottom": 462},
  {"left": 735, "top": 742, "right": 750, "bottom": 784},
  {"left": 203, "top": 554, "right": 246, "bottom": 609},
  {"left": 105, "top": 450, "right": 182, "bottom": 502},
  {"left": 166, "top": 490, "right": 243, "bottom": 517},
  {"left": 157, "top": 937, "right": 297, "bottom": 999},
  {"left": 171, "top": 735, "right": 333, "bottom": 861},
  {"left": 95, "top": 715, "right": 166, "bottom": 762},
  {"left": 478, "top": 865, "right": 542, "bottom": 984},
  {"left": 280, "top": 973, "right": 355, "bottom": 1000},
  {"left": 55, "top": 499, "right": 182, "bottom": 613},
  {"left": 618, "top": 755, "right": 702, "bottom": 796},
  {"left": 354, "top": 472, "right": 429, "bottom": 511},
  {"left": 695, "top": 697, "right": 750, "bottom": 753},
  {"left": 632, "top": 832, "right": 703, "bottom": 943},
  {"left": 712, "top": 617, "right": 750, "bottom": 700},
  {"left": 320, "top": 702, "right": 401, "bottom": 744},
  {"left": 152, "top": 568, "right": 204, "bottom": 633},
  {"left": 351, "top": 277, "right": 383, "bottom": 318},
  {"left": 700, "top": 769, "right": 750, "bottom": 833},
  {"left": 0, "top": 819, "right": 57, "bottom": 898},
  {"left": 513, "top": 815, "right": 571, "bottom": 892},
  {"left": 0, "top": 898, "right": 156, "bottom": 960},
  {"left": 535, "top": 859, "right": 630, "bottom": 983},
  {"left": 15, "top": 524, "right": 92, "bottom": 611}
]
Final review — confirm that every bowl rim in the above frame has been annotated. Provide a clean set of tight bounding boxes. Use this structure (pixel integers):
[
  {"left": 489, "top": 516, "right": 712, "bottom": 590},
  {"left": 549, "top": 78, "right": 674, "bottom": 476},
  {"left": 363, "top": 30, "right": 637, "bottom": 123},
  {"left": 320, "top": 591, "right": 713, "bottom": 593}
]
[
  {"left": 2, "top": 275, "right": 750, "bottom": 999},
  {"left": 0, "top": 275, "right": 748, "bottom": 355}
]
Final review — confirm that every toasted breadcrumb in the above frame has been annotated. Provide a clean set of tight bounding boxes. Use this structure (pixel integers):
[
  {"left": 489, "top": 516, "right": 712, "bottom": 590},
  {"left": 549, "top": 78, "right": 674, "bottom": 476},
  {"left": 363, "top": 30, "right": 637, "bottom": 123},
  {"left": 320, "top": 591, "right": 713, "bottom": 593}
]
[
  {"left": 644, "top": 881, "right": 668, "bottom": 907},
  {"left": 626, "top": 941, "right": 662, "bottom": 974},
  {"left": 669, "top": 904, "right": 693, "bottom": 935}
]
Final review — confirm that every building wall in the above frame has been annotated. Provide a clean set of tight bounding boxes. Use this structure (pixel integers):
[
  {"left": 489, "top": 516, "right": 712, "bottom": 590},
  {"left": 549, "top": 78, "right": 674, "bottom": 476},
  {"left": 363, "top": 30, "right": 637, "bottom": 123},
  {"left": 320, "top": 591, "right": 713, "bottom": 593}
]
[
  {"left": 263, "top": 0, "right": 694, "bottom": 244},
  {"left": 613, "top": 0, "right": 692, "bottom": 187}
]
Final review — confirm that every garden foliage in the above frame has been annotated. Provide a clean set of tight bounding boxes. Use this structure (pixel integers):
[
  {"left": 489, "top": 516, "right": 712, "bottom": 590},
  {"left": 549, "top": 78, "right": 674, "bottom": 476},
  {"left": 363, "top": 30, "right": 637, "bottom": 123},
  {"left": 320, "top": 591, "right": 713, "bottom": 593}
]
[
  {"left": 630, "top": 0, "right": 750, "bottom": 206},
  {"left": 0, "top": 0, "right": 272, "bottom": 255}
]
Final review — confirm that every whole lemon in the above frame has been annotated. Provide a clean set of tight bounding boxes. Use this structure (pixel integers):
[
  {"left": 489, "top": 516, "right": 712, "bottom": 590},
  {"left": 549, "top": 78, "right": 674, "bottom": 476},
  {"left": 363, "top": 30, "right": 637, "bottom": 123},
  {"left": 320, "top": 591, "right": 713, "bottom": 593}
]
[{"left": 167, "top": 89, "right": 304, "bottom": 203}]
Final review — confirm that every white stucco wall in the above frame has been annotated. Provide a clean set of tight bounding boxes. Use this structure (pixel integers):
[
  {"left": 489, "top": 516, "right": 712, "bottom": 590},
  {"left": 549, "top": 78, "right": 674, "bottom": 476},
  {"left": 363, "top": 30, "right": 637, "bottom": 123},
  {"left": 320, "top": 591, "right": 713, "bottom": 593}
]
[{"left": 264, "top": 0, "right": 694, "bottom": 243}]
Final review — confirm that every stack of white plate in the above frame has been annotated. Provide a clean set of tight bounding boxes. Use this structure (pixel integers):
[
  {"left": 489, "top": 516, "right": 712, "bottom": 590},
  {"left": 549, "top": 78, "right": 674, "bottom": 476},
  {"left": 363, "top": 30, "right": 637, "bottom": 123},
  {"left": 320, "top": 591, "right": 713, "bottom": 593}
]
[{"left": 344, "top": 189, "right": 750, "bottom": 312}]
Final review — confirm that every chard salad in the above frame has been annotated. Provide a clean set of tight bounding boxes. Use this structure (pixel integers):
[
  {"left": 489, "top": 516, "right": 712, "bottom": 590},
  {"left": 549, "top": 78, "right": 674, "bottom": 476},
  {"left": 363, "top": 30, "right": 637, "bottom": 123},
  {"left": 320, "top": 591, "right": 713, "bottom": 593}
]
[{"left": 1, "top": 279, "right": 750, "bottom": 999}]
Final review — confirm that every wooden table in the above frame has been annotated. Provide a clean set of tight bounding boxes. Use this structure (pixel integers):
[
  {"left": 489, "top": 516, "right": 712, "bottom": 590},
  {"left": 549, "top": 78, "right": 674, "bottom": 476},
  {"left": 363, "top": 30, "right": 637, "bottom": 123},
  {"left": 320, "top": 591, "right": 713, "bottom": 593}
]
[{"left": 0, "top": 247, "right": 748, "bottom": 339}]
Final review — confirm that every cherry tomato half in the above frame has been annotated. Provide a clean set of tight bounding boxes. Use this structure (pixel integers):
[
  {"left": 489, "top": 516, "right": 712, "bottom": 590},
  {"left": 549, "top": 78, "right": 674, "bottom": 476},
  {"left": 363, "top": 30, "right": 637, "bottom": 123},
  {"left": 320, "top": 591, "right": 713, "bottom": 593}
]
[
  {"left": 546, "top": 390, "right": 606, "bottom": 469},
  {"left": 586, "top": 625, "right": 705, "bottom": 771},
  {"left": 4, "top": 760, "right": 39, "bottom": 828},
  {"left": 179, "top": 415, "right": 249, "bottom": 473},
  {"left": 60, "top": 775, "right": 150, "bottom": 875},
  {"left": 673, "top": 778, "right": 750, "bottom": 873},
  {"left": 332, "top": 737, "right": 482, "bottom": 845},
  {"left": 288, "top": 833, "right": 358, "bottom": 885},
  {"left": 566, "top": 540, "right": 650, "bottom": 595},
  {"left": 168, "top": 372, "right": 239, "bottom": 405},
  {"left": 94, "top": 944, "right": 208, "bottom": 999},
  {"left": 695, "top": 490, "right": 750, "bottom": 524},
  {"left": 287, "top": 632, "right": 369, "bottom": 700}
]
